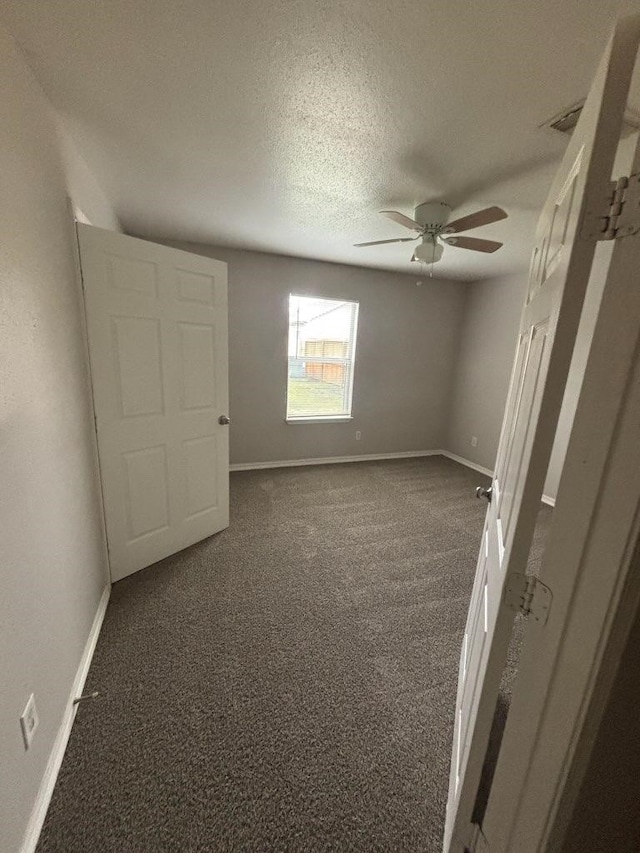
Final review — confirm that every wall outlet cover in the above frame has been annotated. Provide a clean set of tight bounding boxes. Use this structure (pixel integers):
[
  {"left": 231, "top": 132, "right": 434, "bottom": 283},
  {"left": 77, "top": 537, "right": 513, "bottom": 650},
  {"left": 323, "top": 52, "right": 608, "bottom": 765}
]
[
  {"left": 355, "top": 431, "right": 362, "bottom": 440},
  {"left": 20, "top": 693, "right": 39, "bottom": 750},
  {"left": 471, "top": 436, "right": 478, "bottom": 447}
]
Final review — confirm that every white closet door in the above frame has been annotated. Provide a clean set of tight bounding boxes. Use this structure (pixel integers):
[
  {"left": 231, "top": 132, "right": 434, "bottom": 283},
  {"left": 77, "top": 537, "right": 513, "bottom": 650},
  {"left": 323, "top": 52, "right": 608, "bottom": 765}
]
[{"left": 78, "top": 226, "right": 229, "bottom": 582}]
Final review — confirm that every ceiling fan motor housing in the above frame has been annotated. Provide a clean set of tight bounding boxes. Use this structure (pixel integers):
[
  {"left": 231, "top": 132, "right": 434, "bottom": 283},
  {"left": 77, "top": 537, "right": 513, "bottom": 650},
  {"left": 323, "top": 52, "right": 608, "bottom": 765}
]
[{"left": 414, "top": 201, "right": 451, "bottom": 231}]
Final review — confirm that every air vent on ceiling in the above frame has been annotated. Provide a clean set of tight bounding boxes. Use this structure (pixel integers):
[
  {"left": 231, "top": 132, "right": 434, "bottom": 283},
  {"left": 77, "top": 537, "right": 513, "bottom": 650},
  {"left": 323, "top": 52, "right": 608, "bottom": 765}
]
[{"left": 542, "top": 100, "right": 640, "bottom": 138}]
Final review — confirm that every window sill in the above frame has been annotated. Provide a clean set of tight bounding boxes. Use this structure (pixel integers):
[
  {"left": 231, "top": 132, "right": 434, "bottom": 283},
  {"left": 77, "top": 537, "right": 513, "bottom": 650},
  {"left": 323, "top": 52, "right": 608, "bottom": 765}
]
[{"left": 286, "top": 416, "right": 353, "bottom": 425}]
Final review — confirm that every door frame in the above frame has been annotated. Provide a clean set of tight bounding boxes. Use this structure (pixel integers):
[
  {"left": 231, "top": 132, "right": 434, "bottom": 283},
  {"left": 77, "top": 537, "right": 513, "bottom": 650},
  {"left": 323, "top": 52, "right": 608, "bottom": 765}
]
[
  {"left": 67, "top": 200, "right": 112, "bottom": 584},
  {"left": 477, "top": 132, "right": 640, "bottom": 850}
]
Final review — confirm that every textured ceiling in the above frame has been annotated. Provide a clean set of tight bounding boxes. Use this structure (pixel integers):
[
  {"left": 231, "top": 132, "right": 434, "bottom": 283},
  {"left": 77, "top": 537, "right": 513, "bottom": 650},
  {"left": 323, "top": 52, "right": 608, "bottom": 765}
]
[{"left": 4, "top": 0, "right": 640, "bottom": 280}]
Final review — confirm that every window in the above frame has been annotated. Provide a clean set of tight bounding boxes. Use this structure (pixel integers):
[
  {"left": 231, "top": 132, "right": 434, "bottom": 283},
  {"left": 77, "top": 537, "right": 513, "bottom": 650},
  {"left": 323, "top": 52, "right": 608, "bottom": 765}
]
[{"left": 287, "top": 295, "right": 359, "bottom": 420}]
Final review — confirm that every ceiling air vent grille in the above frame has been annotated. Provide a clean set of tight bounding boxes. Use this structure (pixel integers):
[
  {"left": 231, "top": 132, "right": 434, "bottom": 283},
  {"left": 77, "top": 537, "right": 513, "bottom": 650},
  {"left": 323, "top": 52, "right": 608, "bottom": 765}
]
[{"left": 542, "top": 100, "right": 640, "bottom": 138}]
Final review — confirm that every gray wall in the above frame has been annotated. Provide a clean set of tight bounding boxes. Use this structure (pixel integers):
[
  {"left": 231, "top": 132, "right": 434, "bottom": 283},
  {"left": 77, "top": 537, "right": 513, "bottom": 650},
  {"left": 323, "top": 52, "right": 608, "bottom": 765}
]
[
  {"left": 163, "top": 242, "right": 467, "bottom": 466},
  {"left": 446, "top": 264, "right": 618, "bottom": 502},
  {"left": 0, "top": 26, "right": 116, "bottom": 853},
  {"left": 445, "top": 263, "right": 622, "bottom": 502},
  {"left": 446, "top": 134, "right": 638, "bottom": 502},
  {"left": 446, "top": 272, "right": 527, "bottom": 472}
]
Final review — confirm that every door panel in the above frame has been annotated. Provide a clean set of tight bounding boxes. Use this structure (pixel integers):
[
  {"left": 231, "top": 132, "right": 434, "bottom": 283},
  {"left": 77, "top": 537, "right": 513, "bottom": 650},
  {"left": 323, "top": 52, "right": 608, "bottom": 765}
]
[
  {"left": 78, "top": 226, "right": 229, "bottom": 582},
  {"left": 444, "top": 17, "right": 640, "bottom": 852},
  {"left": 500, "top": 321, "right": 550, "bottom": 541},
  {"left": 123, "top": 446, "right": 170, "bottom": 539},
  {"left": 112, "top": 316, "right": 165, "bottom": 416},
  {"left": 179, "top": 323, "right": 218, "bottom": 410}
]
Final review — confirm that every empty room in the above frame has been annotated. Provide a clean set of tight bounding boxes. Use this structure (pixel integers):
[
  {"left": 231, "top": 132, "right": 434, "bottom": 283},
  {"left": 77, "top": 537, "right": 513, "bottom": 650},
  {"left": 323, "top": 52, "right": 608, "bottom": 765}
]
[{"left": 3, "top": 2, "right": 640, "bottom": 852}]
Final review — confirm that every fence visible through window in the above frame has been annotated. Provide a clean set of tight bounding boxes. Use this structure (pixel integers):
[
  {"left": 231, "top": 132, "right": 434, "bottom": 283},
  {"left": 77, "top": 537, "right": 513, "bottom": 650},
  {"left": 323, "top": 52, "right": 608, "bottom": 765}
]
[{"left": 287, "top": 295, "right": 359, "bottom": 419}]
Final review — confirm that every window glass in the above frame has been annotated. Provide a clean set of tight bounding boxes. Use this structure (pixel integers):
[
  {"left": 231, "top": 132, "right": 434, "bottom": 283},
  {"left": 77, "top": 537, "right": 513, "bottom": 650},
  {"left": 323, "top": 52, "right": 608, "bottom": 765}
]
[{"left": 287, "top": 295, "right": 359, "bottom": 419}]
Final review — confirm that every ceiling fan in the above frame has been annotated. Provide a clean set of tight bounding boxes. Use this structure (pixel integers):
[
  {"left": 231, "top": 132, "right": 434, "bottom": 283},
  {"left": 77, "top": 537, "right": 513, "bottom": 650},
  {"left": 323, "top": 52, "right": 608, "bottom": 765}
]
[{"left": 354, "top": 201, "right": 508, "bottom": 265}]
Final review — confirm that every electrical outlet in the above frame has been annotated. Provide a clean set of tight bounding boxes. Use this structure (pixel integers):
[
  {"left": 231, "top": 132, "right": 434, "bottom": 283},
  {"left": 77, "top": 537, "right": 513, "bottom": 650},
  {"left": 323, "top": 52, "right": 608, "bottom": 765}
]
[
  {"left": 471, "top": 436, "right": 478, "bottom": 448},
  {"left": 355, "top": 430, "right": 362, "bottom": 440},
  {"left": 20, "top": 693, "right": 39, "bottom": 750}
]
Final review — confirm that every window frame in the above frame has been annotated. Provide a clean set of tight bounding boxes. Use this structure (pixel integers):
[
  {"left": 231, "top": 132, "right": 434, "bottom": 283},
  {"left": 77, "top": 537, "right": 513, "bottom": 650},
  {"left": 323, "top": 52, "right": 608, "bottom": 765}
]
[{"left": 285, "top": 294, "right": 360, "bottom": 423}]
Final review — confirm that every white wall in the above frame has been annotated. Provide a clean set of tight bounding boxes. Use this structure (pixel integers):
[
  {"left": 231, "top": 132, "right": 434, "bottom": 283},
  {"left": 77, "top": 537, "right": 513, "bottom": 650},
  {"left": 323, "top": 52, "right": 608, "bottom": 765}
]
[
  {"left": 446, "top": 272, "right": 528, "bottom": 471},
  {"left": 161, "top": 242, "right": 467, "bottom": 465},
  {"left": 55, "top": 115, "right": 120, "bottom": 232},
  {"left": 0, "top": 26, "right": 117, "bottom": 853}
]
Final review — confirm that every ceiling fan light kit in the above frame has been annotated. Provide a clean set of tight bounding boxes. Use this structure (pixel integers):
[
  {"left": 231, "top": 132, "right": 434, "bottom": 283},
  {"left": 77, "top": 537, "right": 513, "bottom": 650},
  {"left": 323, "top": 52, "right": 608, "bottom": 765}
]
[
  {"left": 354, "top": 201, "right": 508, "bottom": 265},
  {"left": 413, "top": 236, "right": 444, "bottom": 264}
]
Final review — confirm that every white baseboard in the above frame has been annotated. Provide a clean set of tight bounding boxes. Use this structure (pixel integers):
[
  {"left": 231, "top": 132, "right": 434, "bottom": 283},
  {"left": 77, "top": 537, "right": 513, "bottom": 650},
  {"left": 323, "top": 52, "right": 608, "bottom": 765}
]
[
  {"left": 230, "top": 449, "right": 442, "bottom": 472},
  {"left": 231, "top": 449, "right": 558, "bottom": 509},
  {"left": 440, "top": 450, "right": 494, "bottom": 478},
  {"left": 20, "top": 584, "right": 111, "bottom": 853},
  {"left": 440, "top": 451, "right": 557, "bottom": 507}
]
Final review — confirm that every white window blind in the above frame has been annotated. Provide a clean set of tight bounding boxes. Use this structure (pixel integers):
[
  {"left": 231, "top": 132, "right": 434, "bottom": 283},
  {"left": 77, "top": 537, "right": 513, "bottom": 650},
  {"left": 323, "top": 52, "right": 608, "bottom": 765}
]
[{"left": 287, "top": 295, "right": 359, "bottom": 420}]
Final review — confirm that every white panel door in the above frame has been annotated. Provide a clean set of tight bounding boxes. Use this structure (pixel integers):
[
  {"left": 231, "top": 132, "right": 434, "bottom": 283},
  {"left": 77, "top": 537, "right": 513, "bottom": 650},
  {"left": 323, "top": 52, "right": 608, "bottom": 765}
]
[
  {"left": 444, "top": 16, "right": 640, "bottom": 852},
  {"left": 78, "top": 226, "right": 229, "bottom": 582}
]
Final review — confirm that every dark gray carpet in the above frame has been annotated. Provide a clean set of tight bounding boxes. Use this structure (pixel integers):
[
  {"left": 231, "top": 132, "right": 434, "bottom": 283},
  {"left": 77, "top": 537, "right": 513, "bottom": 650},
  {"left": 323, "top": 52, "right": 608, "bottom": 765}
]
[{"left": 37, "top": 456, "right": 551, "bottom": 853}]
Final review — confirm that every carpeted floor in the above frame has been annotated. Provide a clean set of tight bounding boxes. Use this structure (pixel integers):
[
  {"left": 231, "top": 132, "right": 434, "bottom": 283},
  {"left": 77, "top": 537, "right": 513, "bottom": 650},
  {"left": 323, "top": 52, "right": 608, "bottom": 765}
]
[{"left": 37, "top": 456, "right": 551, "bottom": 853}]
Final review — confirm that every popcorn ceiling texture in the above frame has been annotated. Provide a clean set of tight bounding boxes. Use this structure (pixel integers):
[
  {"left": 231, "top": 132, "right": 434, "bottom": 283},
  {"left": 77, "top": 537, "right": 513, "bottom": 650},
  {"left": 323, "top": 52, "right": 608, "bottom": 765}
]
[{"left": 5, "top": 0, "right": 638, "bottom": 279}]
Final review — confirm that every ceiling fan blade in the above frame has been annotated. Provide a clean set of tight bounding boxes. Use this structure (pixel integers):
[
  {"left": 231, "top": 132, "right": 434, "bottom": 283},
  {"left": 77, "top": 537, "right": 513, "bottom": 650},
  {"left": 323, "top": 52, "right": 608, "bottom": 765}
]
[
  {"left": 443, "top": 235, "right": 503, "bottom": 253},
  {"left": 380, "top": 210, "right": 423, "bottom": 232},
  {"left": 444, "top": 206, "right": 508, "bottom": 234},
  {"left": 353, "top": 236, "right": 419, "bottom": 247}
]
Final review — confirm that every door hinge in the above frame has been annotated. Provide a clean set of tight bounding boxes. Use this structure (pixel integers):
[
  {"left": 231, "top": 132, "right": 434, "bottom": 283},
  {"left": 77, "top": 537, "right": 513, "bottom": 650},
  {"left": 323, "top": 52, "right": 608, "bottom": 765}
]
[
  {"left": 582, "top": 174, "right": 640, "bottom": 240},
  {"left": 467, "top": 823, "right": 490, "bottom": 853},
  {"left": 504, "top": 573, "right": 552, "bottom": 624}
]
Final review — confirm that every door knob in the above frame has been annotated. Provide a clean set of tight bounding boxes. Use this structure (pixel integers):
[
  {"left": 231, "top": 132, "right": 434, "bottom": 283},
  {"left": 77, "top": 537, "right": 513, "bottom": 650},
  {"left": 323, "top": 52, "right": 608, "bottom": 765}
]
[
  {"left": 476, "top": 485, "right": 492, "bottom": 503},
  {"left": 218, "top": 415, "right": 231, "bottom": 425}
]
